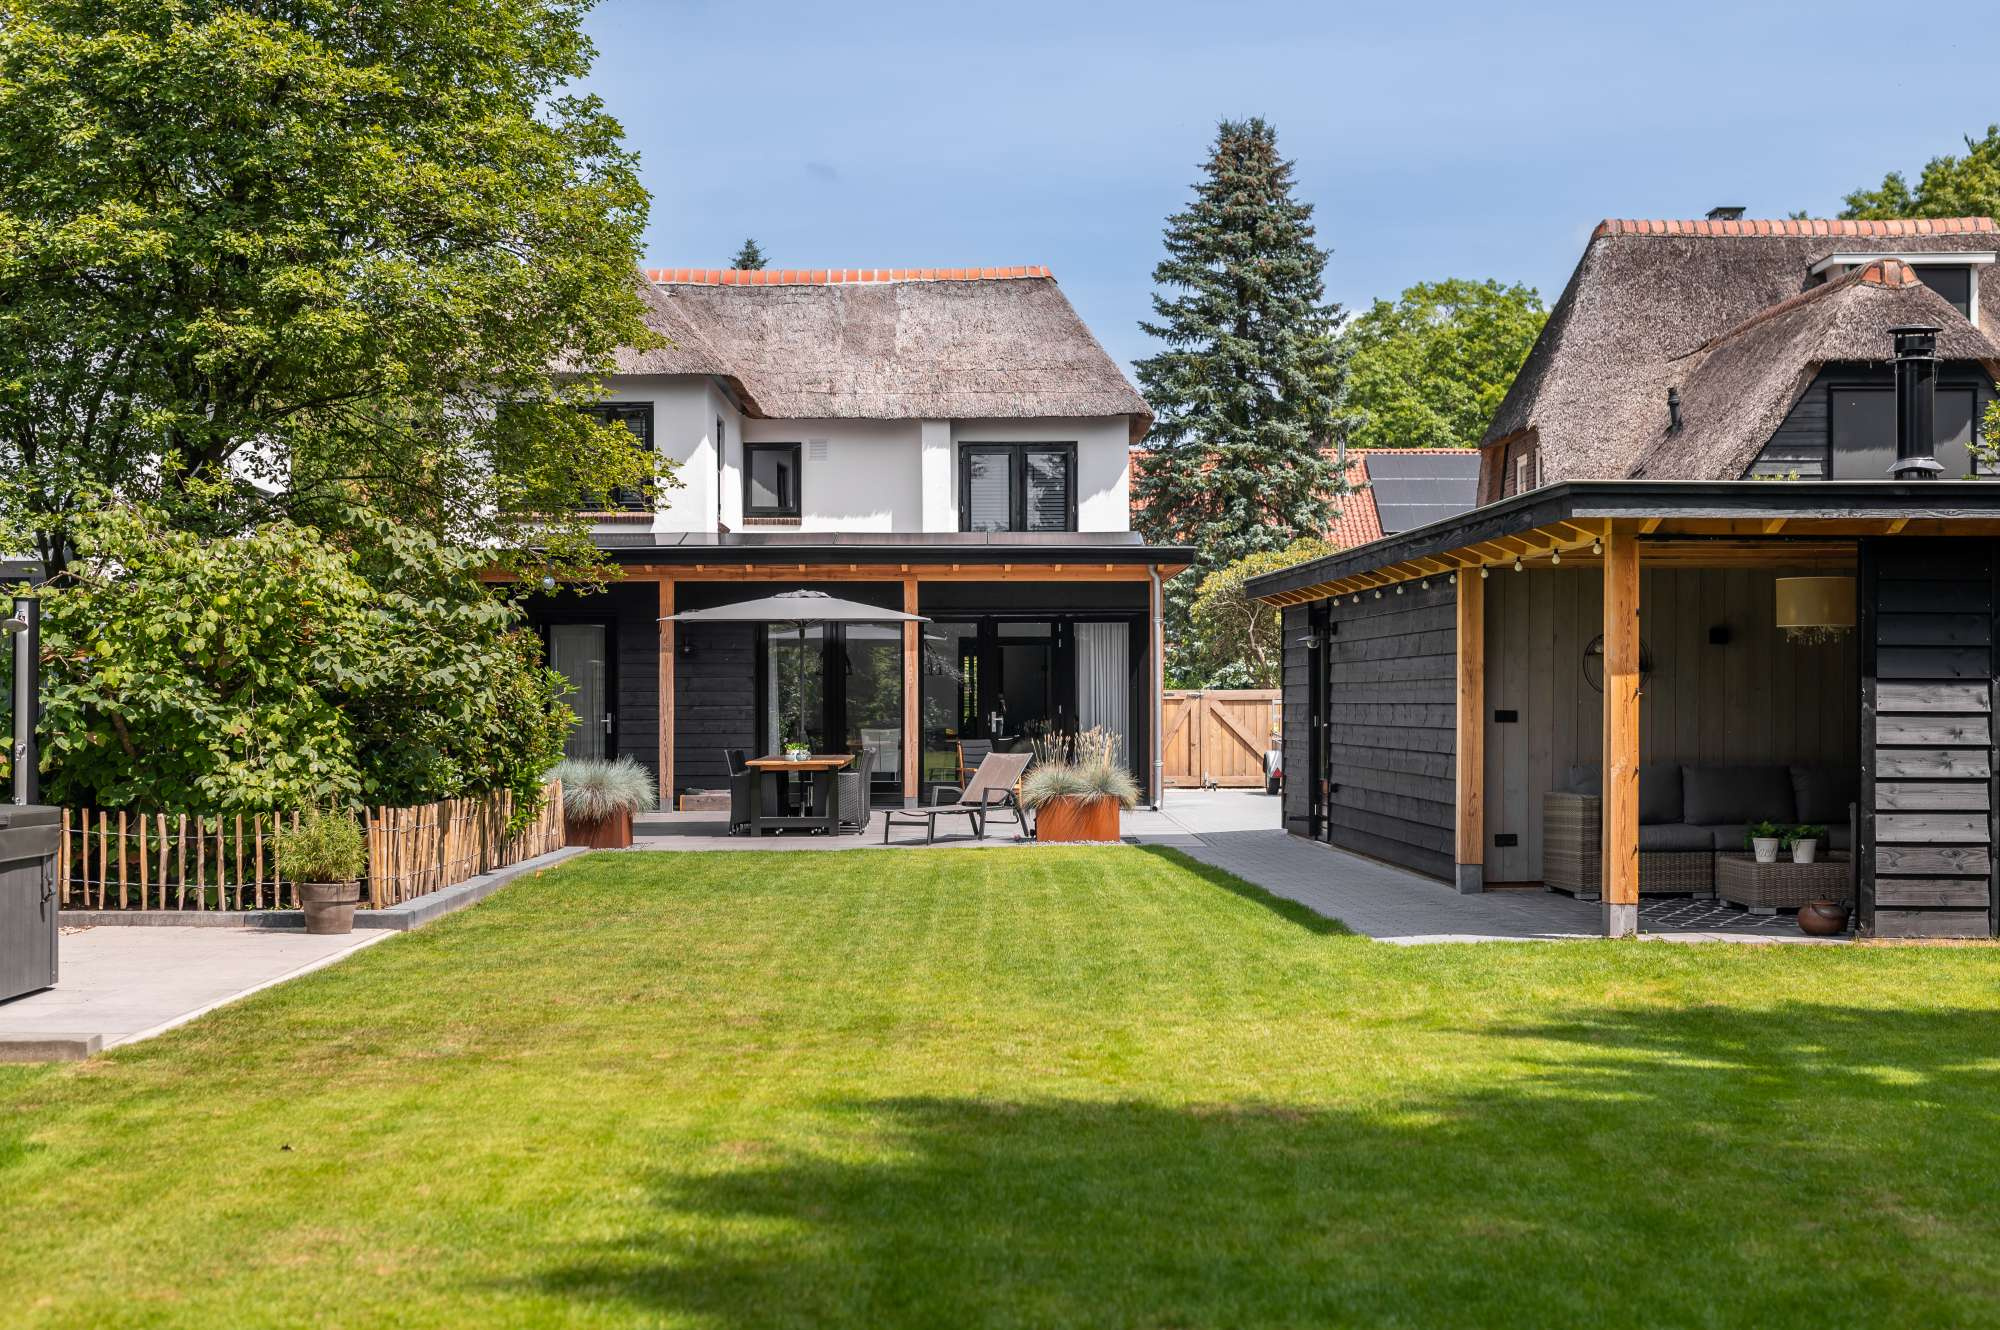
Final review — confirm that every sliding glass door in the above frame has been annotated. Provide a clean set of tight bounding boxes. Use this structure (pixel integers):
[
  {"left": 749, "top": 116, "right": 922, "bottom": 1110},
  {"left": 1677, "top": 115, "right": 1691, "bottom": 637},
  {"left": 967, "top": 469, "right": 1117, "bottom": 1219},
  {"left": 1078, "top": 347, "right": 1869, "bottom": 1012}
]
[{"left": 759, "top": 622, "right": 904, "bottom": 801}]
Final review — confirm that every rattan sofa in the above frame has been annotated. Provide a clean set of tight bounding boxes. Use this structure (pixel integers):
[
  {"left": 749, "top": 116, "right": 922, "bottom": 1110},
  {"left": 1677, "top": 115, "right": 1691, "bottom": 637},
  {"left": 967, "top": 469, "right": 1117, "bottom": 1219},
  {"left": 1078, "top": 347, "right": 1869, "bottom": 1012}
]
[{"left": 1541, "top": 763, "right": 1856, "bottom": 899}]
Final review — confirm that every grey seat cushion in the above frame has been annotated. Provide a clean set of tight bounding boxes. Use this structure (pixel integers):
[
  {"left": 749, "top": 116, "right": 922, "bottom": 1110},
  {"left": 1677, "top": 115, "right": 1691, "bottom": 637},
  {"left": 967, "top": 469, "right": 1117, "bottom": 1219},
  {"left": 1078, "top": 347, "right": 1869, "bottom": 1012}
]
[
  {"left": 1562, "top": 763, "right": 1681, "bottom": 822},
  {"left": 1703, "top": 823, "right": 1749, "bottom": 852},
  {"left": 1682, "top": 764, "right": 1796, "bottom": 827},
  {"left": 1638, "top": 822, "right": 1713, "bottom": 852},
  {"left": 1826, "top": 823, "right": 1852, "bottom": 851},
  {"left": 1791, "top": 765, "right": 1859, "bottom": 826}
]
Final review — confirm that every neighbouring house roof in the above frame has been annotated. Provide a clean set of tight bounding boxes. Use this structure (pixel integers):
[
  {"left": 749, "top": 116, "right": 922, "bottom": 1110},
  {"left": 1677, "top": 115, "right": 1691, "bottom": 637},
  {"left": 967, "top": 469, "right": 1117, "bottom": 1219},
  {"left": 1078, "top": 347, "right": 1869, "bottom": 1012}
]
[
  {"left": 1484, "top": 216, "right": 2000, "bottom": 488},
  {"left": 1327, "top": 449, "right": 1483, "bottom": 544},
  {"left": 618, "top": 268, "right": 1153, "bottom": 442},
  {"left": 1125, "top": 447, "right": 1479, "bottom": 548}
]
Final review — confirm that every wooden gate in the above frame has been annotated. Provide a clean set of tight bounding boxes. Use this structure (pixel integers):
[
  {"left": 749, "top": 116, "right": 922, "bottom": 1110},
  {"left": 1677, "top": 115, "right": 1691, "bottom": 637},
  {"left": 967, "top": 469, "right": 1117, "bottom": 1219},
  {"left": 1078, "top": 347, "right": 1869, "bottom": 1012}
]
[{"left": 1161, "top": 689, "right": 1281, "bottom": 788}]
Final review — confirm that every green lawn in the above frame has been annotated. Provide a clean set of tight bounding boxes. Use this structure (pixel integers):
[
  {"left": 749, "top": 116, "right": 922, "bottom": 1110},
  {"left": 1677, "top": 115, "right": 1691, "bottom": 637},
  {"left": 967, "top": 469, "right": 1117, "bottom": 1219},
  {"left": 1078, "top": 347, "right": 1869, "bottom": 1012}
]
[{"left": 5, "top": 847, "right": 2000, "bottom": 1329}]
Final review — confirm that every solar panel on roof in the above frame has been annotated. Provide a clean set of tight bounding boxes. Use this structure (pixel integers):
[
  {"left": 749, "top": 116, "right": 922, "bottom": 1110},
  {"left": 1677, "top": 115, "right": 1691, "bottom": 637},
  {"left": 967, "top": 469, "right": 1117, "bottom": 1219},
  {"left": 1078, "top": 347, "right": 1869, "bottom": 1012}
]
[{"left": 1362, "top": 452, "right": 1481, "bottom": 535}]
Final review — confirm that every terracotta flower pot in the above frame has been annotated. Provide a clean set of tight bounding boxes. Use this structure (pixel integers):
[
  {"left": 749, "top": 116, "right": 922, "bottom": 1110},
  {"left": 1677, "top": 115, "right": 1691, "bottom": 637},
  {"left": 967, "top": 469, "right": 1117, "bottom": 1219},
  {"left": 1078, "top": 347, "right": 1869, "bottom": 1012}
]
[
  {"left": 299, "top": 880, "right": 362, "bottom": 935},
  {"left": 1798, "top": 899, "right": 1850, "bottom": 936},
  {"left": 1034, "top": 794, "right": 1122, "bottom": 843},
  {"left": 566, "top": 809, "right": 633, "bottom": 849}
]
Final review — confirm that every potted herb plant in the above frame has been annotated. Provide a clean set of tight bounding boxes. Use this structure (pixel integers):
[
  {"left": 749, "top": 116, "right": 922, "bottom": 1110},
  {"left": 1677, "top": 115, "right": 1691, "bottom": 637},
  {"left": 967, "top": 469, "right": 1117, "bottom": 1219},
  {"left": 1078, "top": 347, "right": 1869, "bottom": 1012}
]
[
  {"left": 1744, "top": 820, "right": 1784, "bottom": 864},
  {"left": 1785, "top": 823, "right": 1826, "bottom": 865},
  {"left": 1021, "top": 728, "right": 1141, "bottom": 842},
  {"left": 275, "top": 808, "right": 367, "bottom": 935},
  {"left": 550, "top": 756, "right": 658, "bottom": 849}
]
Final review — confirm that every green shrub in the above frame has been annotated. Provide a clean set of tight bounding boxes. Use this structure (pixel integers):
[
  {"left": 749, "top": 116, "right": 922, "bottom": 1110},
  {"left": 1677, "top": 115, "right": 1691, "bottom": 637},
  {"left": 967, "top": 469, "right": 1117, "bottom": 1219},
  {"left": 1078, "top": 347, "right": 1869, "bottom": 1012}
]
[
  {"left": 1021, "top": 758, "right": 1141, "bottom": 811},
  {"left": 550, "top": 757, "right": 658, "bottom": 821},
  {"left": 274, "top": 808, "right": 367, "bottom": 883},
  {"left": 30, "top": 502, "right": 572, "bottom": 817}
]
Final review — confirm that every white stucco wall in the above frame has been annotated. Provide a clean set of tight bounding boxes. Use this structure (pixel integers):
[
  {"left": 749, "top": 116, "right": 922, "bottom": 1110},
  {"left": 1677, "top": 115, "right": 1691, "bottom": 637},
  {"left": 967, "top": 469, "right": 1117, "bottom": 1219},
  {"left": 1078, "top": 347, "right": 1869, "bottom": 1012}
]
[
  {"left": 591, "top": 375, "right": 1133, "bottom": 534},
  {"left": 738, "top": 418, "right": 925, "bottom": 531}
]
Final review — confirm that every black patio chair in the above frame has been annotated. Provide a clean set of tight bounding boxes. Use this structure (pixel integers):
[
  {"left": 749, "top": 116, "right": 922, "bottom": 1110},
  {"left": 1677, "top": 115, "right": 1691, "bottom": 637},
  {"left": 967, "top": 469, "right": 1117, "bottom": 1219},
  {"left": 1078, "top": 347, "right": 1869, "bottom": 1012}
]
[{"left": 724, "top": 748, "right": 785, "bottom": 835}]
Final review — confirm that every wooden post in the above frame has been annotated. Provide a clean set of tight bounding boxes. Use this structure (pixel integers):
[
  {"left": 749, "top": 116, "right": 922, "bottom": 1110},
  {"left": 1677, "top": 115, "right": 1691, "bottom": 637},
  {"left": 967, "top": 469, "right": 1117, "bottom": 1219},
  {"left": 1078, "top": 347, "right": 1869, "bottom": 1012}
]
[
  {"left": 659, "top": 576, "right": 674, "bottom": 811},
  {"left": 1601, "top": 527, "right": 1642, "bottom": 937},
  {"left": 1454, "top": 573, "right": 1485, "bottom": 895},
  {"left": 1149, "top": 567, "right": 1165, "bottom": 808},
  {"left": 902, "top": 574, "right": 920, "bottom": 805}
]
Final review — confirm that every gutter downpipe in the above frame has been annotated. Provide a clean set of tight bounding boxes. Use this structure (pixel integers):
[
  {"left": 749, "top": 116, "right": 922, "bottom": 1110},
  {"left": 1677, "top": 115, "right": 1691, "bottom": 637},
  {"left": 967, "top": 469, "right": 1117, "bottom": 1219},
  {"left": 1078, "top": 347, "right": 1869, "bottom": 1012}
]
[{"left": 1150, "top": 564, "right": 1165, "bottom": 810}]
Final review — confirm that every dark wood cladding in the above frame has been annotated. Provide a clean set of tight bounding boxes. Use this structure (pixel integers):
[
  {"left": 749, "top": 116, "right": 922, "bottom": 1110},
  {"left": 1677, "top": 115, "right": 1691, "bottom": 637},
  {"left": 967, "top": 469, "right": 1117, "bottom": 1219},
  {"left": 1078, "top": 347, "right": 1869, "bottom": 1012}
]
[
  {"left": 1281, "top": 606, "right": 1311, "bottom": 837},
  {"left": 1317, "top": 578, "right": 1457, "bottom": 880},
  {"left": 1746, "top": 365, "right": 1995, "bottom": 480},
  {"left": 1862, "top": 539, "right": 1997, "bottom": 939},
  {"left": 674, "top": 623, "right": 758, "bottom": 788}
]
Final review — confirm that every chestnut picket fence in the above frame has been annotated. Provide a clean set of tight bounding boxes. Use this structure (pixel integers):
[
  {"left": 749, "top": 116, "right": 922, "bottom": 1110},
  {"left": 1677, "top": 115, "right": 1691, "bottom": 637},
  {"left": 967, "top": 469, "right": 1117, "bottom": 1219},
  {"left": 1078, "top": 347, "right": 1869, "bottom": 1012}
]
[{"left": 57, "top": 782, "right": 564, "bottom": 912}]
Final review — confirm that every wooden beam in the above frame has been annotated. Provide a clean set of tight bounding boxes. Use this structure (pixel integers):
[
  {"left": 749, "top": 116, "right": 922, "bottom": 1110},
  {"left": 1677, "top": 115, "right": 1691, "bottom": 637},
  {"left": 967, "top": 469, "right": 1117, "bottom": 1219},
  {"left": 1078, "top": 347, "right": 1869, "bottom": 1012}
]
[
  {"left": 902, "top": 575, "right": 919, "bottom": 804},
  {"left": 658, "top": 577, "right": 674, "bottom": 810},
  {"left": 1454, "top": 572, "right": 1484, "bottom": 895},
  {"left": 1601, "top": 528, "right": 1641, "bottom": 937},
  {"left": 1759, "top": 517, "right": 1788, "bottom": 534},
  {"left": 1638, "top": 516, "right": 1665, "bottom": 534}
]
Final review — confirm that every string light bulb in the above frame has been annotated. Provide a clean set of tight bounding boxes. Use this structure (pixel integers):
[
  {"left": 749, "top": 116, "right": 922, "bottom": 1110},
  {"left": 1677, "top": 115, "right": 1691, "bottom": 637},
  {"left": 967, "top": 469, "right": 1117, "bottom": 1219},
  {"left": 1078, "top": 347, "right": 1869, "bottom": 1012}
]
[
  {"left": 1551, "top": 550, "right": 1562, "bottom": 565},
  {"left": 1592, "top": 538, "right": 1603, "bottom": 555},
  {"left": 1513, "top": 557, "right": 1524, "bottom": 572},
  {"left": 1480, "top": 566, "right": 1490, "bottom": 579}
]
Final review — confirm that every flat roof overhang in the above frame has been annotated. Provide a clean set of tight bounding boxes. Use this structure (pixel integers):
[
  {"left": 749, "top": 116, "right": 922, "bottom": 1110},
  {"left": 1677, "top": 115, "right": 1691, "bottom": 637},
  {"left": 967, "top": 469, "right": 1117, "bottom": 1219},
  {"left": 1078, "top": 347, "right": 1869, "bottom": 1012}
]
[
  {"left": 1248, "top": 480, "right": 2000, "bottom": 606},
  {"left": 513, "top": 531, "right": 1195, "bottom": 580}
]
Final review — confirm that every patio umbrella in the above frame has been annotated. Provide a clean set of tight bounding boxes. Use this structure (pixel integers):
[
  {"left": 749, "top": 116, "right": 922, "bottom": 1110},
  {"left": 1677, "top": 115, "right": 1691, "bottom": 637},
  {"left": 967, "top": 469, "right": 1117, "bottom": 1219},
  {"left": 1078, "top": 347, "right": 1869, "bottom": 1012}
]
[{"left": 662, "top": 589, "right": 927, "bottom": 752}]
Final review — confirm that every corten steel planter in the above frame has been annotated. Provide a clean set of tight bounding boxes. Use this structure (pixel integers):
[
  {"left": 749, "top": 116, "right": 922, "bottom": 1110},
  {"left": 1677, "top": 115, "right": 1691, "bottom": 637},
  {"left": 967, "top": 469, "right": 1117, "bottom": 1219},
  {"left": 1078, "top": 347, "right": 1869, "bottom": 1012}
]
[
  {"left": 1033, "top": 795, "right": 1121, "bottom": 843},
  {"left": 299, "top": 881, "right": 362, "bottom": 935},
  {"left": 565, "top": 811, "right": 633, "bottom": 850}
]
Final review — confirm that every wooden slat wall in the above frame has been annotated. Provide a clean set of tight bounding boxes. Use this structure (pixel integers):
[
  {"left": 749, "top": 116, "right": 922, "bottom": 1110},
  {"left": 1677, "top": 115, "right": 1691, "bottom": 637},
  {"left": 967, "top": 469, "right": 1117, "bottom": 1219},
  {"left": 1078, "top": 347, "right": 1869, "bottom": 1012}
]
[
  {"left": 1863, "top": 539, "right": 1996, "bottom": 939},
  {"left": 674, "top": 622, "right": 759, "bottom": 790},
  {"left": 1281, "top": 606, "right": 1312, "bottom": 837},
  {"left": 1319, "top": 578, "right": 1457, "bottom": 881},
  {"left": 1482, "top": 566, "right": 1859, "bottom": 882}
]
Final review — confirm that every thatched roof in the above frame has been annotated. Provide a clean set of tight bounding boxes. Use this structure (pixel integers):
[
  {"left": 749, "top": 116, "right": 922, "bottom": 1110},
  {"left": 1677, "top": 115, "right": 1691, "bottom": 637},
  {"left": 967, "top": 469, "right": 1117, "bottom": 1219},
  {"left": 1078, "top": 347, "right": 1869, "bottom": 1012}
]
[
  {"left": 1630, "top": 260, "right": 2000, "bottom": 480},
  {"left": 1484, "top": 216, "right": 2000, "bottom": 489},
  {"left": 616, "top": 269, "right": 1153, "bottom": 442}
]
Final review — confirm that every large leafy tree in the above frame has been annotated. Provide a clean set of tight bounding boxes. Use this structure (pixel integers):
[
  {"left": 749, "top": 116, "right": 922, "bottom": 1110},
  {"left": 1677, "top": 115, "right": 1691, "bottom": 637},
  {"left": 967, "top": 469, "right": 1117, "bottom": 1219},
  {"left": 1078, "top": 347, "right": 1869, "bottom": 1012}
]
[
  {"left": 0, "top": 0, "right": 661, "bottom": 575},
  {"left": 1133, "top": 118, "right": 1348, "bottom": 675},
  {"left": 1341, "top": 279, "right": 1546, "bottom": 451},
  {"left": 1841, "top": 125, "right": 2000, "bottom": 220},
  {"left": 1186, "top": 538, "right": 1337, "bottom": 688}
]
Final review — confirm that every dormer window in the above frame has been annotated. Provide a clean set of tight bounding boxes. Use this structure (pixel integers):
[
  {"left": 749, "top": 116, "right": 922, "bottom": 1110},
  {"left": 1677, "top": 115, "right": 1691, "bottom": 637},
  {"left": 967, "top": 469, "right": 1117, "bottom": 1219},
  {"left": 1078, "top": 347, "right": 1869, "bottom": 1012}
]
[{"left": 1809, "top": 251, "right": 1993, "bottom": 323}]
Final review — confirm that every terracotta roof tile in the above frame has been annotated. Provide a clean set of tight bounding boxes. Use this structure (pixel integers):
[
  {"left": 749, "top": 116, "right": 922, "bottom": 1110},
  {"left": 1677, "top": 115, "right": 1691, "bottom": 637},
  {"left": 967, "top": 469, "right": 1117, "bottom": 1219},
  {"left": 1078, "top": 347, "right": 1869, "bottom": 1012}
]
[{"left": 1592, "top": 216, "right": 1997, "bottom": 239}]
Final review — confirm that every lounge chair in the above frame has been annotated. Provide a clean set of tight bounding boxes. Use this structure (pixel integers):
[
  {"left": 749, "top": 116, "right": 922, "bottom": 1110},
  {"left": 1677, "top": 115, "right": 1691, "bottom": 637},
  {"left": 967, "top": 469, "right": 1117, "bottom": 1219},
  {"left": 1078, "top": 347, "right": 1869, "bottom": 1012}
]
[{"left": 883, "top": 751, "right": 1032, "bottom": 845}]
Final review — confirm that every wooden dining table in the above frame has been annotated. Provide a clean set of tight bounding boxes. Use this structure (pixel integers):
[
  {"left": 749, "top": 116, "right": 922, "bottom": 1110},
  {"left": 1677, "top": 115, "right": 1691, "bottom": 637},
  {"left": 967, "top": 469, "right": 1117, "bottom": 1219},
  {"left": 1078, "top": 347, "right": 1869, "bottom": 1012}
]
[{"left": 742, "top": 754, "right": 855, "bottom": 836}]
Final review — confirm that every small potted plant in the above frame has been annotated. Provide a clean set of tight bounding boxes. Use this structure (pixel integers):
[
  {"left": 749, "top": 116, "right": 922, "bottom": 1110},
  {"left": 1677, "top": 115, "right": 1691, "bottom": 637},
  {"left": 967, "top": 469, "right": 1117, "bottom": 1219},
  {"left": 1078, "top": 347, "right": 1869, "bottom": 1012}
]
[
  {"left": 1021, "top": 728, "right": 1141, "bottom": 842},
  {"left": 1744, "top": 819, "right": 1784, "bottom": 864},
  {"left": 782, "top": 739, "right": 812, "bottom": 761},
  {"left": 1785, "top": 823, "right": 1825, "bottom": 865},
  {"left": 550, "top": 757, "right": 658, "bottom": 849},
  {"left": 275, "top": 807, "right": 367, "bottom": 935}
]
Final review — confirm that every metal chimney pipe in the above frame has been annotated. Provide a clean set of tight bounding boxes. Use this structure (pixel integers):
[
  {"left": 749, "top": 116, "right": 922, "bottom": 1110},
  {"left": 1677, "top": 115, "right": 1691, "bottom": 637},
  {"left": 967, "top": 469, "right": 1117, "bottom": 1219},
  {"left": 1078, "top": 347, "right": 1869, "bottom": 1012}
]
[{"left": 1890, "top": 324, "right": 1943, "bottom": 480}]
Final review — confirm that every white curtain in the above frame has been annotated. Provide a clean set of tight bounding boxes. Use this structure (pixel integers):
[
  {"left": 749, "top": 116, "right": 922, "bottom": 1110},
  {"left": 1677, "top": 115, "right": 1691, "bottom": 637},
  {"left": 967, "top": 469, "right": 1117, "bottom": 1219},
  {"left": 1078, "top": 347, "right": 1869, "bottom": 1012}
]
[{"left": 1075, "top": 622, "right": 1129, "bottom": 764}]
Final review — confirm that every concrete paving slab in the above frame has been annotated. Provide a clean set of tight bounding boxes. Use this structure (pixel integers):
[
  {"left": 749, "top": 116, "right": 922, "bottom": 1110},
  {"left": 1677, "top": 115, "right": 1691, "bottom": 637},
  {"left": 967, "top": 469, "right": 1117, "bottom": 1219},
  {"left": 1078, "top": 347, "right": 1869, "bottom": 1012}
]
[
  {"left": 0, "top": 927, "right": 389, "bottom": 1056},
  {"left": 0, "top": 847, "right": 587, "bottom": 1060}
]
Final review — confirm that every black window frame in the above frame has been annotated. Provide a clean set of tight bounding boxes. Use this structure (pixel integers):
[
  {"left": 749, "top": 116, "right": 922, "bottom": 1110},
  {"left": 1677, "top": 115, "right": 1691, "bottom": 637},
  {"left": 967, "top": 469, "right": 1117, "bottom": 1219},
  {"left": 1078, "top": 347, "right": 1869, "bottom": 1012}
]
[
  {"left": 744, "top": 441, "right": 803, "bottom": 519},
  {"left": 577, "top": 402, "right": 655, "bottom": 512},
  {"left": 958, "top": 442, "right": 1079, "bottom": 533}
]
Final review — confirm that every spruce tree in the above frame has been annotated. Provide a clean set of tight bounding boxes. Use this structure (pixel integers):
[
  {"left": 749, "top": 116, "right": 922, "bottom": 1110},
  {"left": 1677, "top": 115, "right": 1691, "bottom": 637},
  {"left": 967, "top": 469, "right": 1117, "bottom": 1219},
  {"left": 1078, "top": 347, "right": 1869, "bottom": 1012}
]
[
  {"left": 732, "top": 237, "right": 768, "bottom": 270},
  {"left": 1133, "top": 117, "right": 1348, "bottom": 682}
]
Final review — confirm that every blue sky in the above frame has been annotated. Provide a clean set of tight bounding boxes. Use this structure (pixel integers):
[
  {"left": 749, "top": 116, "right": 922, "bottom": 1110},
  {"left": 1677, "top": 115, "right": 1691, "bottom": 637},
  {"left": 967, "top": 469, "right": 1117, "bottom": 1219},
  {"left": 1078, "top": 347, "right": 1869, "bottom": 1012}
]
[{"left": 579, "top": 0, "right": 1992, "bottom": 374}]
